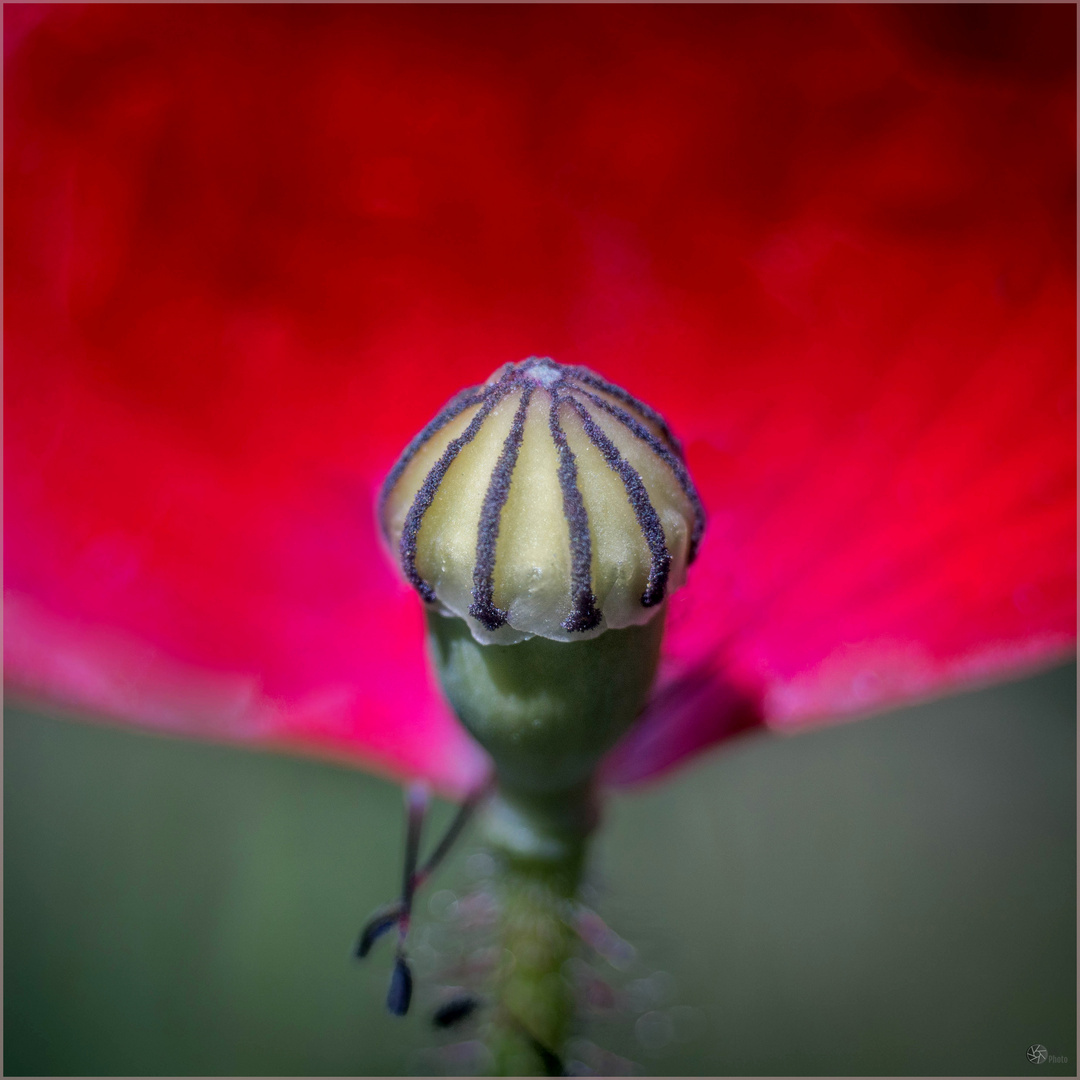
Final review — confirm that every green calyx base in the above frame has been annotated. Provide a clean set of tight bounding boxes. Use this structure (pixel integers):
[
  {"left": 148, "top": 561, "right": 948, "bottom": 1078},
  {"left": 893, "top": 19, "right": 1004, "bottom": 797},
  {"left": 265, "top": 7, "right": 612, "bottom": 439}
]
[{"left": 426, "top": 607, "right": 665, "bottom": 853}]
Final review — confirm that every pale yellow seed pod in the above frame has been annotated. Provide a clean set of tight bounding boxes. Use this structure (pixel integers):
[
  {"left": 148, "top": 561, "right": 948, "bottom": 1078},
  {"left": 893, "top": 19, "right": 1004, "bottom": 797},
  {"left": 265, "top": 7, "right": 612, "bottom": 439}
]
[{"left": 379, "top": 357, "right": 704, "bottom": 645}]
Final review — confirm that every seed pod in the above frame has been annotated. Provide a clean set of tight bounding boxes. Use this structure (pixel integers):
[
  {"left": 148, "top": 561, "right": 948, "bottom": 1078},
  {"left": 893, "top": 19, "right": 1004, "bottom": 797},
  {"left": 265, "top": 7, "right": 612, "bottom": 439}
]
[{"left": 379, "top": 357, "right": 704, "bottom": 645}]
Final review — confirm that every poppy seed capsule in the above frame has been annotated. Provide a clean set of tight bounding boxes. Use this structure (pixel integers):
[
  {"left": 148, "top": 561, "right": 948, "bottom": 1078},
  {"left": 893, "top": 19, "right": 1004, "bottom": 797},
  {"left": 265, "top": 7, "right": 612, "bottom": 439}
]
[{"left": 379, "top": 357, "right": 704, "bottom": 646}]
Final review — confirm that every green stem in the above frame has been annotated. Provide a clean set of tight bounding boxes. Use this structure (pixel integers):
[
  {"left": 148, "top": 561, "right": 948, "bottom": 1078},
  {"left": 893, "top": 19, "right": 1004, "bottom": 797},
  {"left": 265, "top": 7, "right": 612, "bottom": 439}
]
[
  {"left": 425, "top": 611, "right": 667, "bottom": 1074},
  {"left": 479, "top": 786, "right": 591, "bottom": 1076}
]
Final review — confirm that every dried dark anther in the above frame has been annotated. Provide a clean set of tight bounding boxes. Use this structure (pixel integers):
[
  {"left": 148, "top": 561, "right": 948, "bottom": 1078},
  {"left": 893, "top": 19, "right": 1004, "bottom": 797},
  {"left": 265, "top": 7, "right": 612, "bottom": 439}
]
[
  {"left": 355, "top": 902, "right": 402, "bottom": 959},
  {"left": 386, "top": 955, "right": 413, "bottom": 1017},
  {"left": 432, "top": 994, "right": 482, "bottom": 1029}
]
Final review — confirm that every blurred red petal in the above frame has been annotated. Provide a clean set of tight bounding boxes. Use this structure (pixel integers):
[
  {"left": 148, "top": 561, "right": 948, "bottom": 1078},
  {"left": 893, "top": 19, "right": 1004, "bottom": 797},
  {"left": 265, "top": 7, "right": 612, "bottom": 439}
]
[{"left": 5, "top": 6, "right": 1075, "bottom": 792}]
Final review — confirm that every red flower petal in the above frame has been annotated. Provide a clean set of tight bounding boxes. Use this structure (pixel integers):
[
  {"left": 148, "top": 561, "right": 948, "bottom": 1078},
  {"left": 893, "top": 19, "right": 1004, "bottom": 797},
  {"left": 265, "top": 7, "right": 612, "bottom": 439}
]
[{"left": 5, "top": 6, "right": 1074, "bottom": 794}]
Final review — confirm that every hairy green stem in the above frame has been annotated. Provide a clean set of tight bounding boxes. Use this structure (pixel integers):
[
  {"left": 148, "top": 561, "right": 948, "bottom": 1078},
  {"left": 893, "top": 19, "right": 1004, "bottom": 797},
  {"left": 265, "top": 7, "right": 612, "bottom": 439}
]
[
  {"left": 426, "top": 611, "right": 666, "bottom": 1074},
  {"left": 476, "top": 788, "right": 588, "bottom": 1076}
]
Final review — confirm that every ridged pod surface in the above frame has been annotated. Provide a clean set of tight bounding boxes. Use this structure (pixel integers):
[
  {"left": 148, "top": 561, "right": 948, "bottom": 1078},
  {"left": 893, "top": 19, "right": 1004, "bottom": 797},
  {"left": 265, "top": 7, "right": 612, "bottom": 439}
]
[{"left": 380, "top": 358, "right": 704, "bottom": 645}]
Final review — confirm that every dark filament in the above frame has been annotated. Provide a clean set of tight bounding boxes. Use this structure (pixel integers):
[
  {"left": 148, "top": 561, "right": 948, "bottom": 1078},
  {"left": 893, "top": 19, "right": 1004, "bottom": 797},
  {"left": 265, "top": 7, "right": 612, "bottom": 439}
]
[
  {"left": 400, "top": 785, "right": 426, "bottom": 930},
  {"left": 566, "top": 397, "right": 670, "bottom": 607},
  {"left": 354, "top": 782, "right": 488, "bottom": 961},
  {"left": 413, "top": 780, "right": 489, "bottom": 889},
  {"left": 469, "top": 385, "right": 535, "bottom": 631}
]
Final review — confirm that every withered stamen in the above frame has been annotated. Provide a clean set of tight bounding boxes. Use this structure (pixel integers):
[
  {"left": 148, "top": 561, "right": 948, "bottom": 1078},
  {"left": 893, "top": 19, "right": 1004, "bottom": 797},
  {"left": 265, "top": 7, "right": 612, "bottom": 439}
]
[
  {"left": 356, "top": 782, "right": 487, "bottom": 961},
  {"left": 385, "top": 784, "right": 427, "bottom": 1016}
]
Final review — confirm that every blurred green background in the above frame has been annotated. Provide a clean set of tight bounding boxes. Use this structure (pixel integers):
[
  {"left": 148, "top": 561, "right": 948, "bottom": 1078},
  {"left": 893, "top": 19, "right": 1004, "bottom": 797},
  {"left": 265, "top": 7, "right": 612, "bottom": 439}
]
[{"left": 5, "top": 661, "right": 1076, "bottom": 1076}]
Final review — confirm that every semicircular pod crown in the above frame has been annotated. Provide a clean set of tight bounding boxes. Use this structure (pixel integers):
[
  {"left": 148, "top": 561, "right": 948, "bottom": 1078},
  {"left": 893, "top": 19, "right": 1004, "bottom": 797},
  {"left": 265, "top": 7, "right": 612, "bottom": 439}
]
[{"left": 379, "top": 356, "right": 705, "bottom": 645}]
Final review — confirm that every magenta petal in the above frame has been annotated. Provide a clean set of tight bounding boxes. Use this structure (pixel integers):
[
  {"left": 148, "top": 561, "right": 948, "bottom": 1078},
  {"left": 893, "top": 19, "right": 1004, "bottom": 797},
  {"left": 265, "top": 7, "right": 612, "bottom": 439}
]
[
  {"left": 5, "top": 6, "right": 1075, "bottom": 793},
  {"left": 4, "top": 396, "right": 490, "bottom": 792}
]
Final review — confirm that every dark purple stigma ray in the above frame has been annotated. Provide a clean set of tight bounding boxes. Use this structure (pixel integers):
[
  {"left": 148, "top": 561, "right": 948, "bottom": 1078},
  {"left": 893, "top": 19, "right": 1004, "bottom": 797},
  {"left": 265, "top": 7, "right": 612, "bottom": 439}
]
[
  {"left": 574, "top": 387, "right": 706, "bottom": 564},
  {"left": 566, "top": 397, "right": 671, "bottom": 608},
  {"left": 399, "top": 384, "right": 512, "bottom": 602},
  {"left": 565, "top": 365, "right": 683, "bottom": 456},
  {"left": 378, "top": 384, "right": 494, "bottom": 536},
  {"left": 549, "top": 392, "right": 602, "bottom": 633},
  {"left": 469, "top": 384, "right": 535, "bottom": 631}
]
